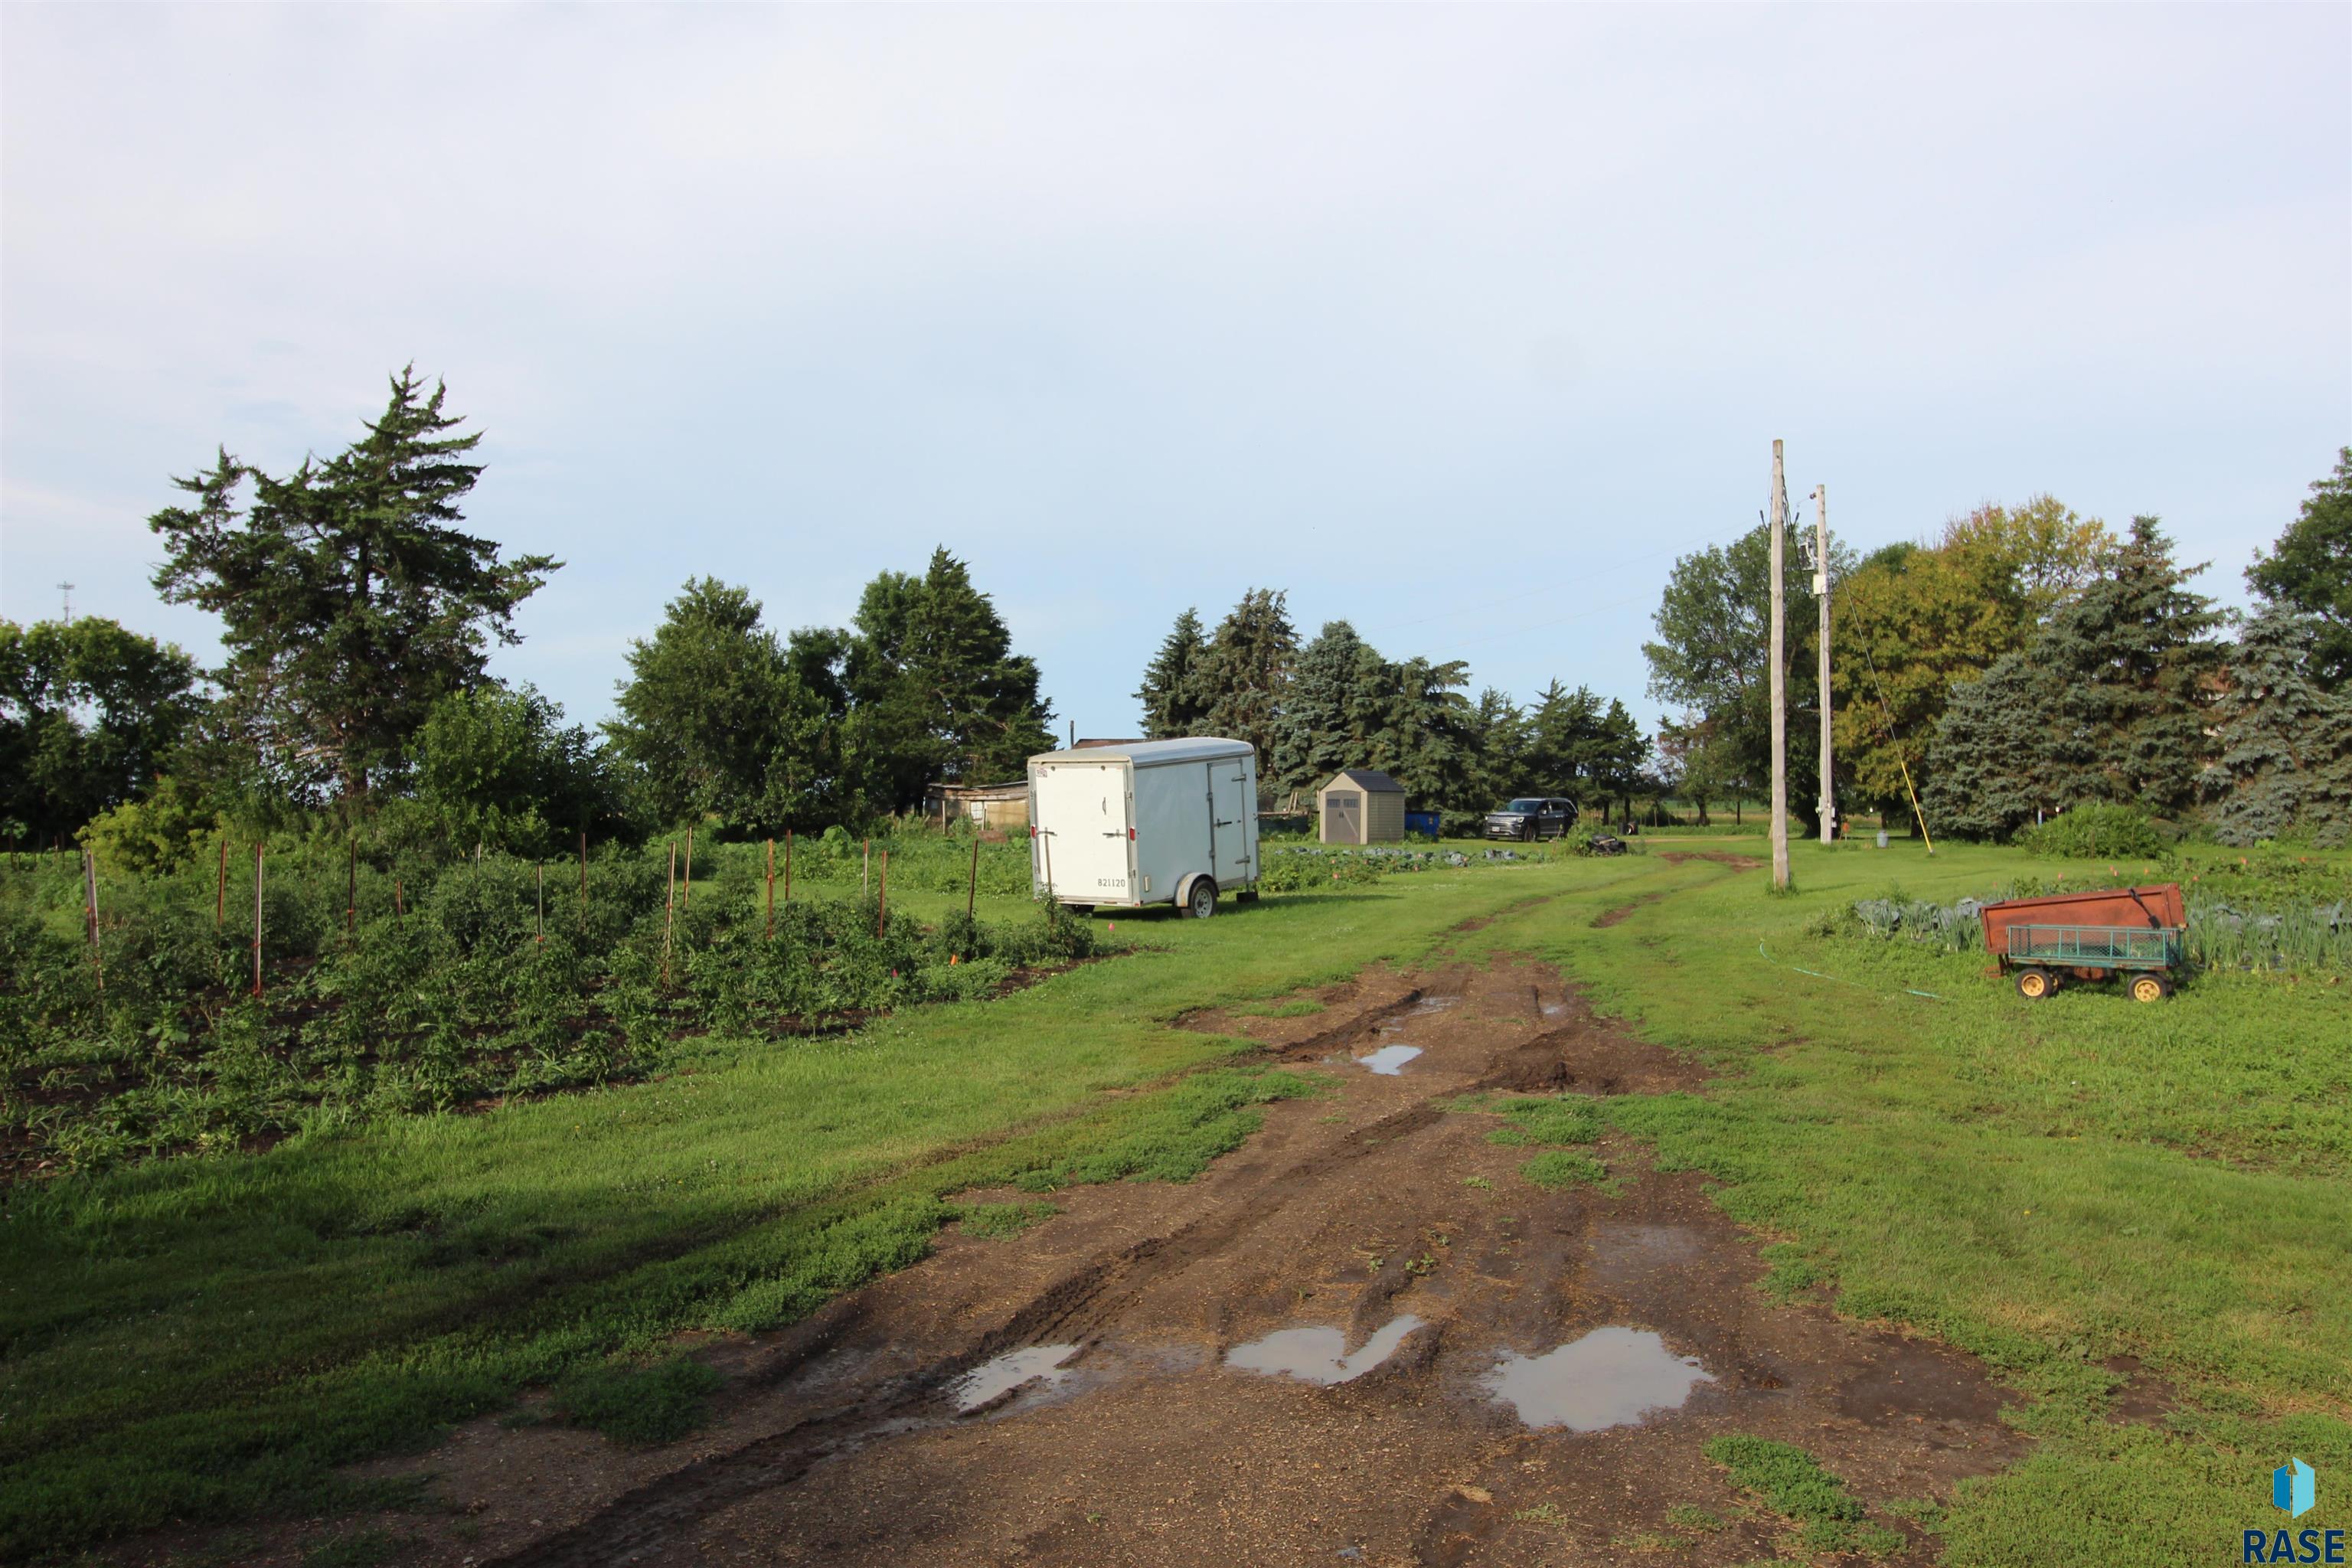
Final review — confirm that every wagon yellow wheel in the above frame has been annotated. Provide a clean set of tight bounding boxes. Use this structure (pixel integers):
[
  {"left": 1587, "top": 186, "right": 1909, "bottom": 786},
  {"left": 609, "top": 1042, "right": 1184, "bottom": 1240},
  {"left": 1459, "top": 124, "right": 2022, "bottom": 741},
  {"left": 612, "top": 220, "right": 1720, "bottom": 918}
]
[
  {"left": 2130, "top": 974, "right": 2168, "bottom": 1004},
  {"left": 2015, "top": 968, "right": 2053, "bottom": 1000}
]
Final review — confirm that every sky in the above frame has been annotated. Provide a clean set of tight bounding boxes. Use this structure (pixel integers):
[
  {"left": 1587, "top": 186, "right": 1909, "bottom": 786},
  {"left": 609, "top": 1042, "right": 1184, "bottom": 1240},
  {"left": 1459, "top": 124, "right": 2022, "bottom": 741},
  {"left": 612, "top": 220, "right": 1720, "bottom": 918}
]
[{"left": 4, "top": 4, "right": 2347, "bottom": 745}]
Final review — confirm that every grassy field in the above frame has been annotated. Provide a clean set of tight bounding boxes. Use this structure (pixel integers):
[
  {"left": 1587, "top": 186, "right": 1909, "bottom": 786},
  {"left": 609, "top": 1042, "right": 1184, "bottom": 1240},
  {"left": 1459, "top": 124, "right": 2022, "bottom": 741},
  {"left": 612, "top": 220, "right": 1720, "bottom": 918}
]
[
  {"left": 3, "top": 835, "right": 2346, "bottom": 1563},
  {"left": 1449, "top": 837, "right": 2350, "bottom": 1566}
]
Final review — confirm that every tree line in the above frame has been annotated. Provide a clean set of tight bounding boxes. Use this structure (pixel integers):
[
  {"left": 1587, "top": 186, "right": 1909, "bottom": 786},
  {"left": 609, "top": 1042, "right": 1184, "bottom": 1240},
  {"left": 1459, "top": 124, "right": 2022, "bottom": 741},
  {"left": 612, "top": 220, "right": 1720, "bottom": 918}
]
[
  {"left": 1134, "top": 594, "right": 1652, "bottom": 818},
  {"left": 2, "top": 371, "right": 1052, "bottom": 868},
  {"left": 1642, "top": 451, "right": 2352, "bottom": 845}
]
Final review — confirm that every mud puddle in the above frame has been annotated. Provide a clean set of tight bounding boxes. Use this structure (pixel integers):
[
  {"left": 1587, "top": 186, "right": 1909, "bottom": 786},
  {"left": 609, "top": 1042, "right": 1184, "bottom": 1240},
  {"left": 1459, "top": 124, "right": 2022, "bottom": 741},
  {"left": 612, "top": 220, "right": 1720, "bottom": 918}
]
[
  {"left": 1479, "top": 1326, "right": 1715, "bottom": 1431},
  {"left": 1226, "top": 1315, "right": 1424, "bottom": 1386},
  {"left": 232, "top": 957, "right": 2025, "bottom": 1568},
  {"left": 952, "top": 1344, "right": 1077, "bottom": 1412},
  {"left": 1352, "top": 1044, "right": 1423, "bottom": 1074}
]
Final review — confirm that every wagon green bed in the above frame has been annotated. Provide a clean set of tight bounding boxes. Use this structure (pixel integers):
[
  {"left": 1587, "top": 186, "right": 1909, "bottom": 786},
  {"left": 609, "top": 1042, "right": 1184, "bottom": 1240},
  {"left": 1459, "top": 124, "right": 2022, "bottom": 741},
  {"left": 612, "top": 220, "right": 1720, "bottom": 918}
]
[{"left": 2004, "top": 923, "right": 2184, "bottom": 1001}]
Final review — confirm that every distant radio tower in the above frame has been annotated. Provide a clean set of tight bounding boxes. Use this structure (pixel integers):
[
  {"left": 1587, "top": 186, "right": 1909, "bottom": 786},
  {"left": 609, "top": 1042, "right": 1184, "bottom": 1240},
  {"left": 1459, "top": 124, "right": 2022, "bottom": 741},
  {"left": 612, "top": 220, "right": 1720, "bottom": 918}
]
[{"left": 57, "top": 582, "right": 75, "bottom": 620}]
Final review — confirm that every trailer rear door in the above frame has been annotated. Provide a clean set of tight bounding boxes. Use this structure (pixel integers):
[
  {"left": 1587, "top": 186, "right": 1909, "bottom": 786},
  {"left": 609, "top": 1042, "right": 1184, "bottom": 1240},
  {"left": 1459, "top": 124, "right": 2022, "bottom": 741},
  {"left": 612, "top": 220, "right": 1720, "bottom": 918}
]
[{"left": 1033, "top": 760, "right": 1134, "bottom": 900}]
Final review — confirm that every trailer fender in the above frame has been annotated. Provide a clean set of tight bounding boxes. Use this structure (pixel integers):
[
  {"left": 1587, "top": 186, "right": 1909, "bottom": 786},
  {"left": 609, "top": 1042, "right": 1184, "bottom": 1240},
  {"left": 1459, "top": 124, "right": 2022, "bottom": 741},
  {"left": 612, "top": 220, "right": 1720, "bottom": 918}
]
[{"left": 1174, "top": 871, "right": 1219, "bottom": 919}]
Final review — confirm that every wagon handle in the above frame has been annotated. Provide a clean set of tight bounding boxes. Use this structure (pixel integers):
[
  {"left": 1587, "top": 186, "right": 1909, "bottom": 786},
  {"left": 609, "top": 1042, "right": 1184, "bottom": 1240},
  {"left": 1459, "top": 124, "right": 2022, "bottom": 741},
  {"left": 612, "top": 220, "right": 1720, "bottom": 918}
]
[{"left": 2124, "top": 887, "right": 2161, "bottom": 929}]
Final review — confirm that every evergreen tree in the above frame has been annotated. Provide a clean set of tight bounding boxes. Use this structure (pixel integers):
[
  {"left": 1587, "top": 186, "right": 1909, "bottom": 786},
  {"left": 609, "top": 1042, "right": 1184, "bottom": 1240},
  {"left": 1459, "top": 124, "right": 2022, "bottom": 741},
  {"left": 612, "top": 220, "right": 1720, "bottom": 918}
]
[
  {"left": 2200, "top": 607, "right": 2352, "bottom": 847},
  {"left": 844, "top": 548, "right": 1054, "bottom": 804},
  {"left": 149, "top": 369, "right": 557, "bottom": 804},
  {"left": 2247, "top": 447, "right": 2352, "bottom": 690},
  {"left": 1135, "top": 608, "right": 1213, "bottom": 738},
  {"left": 2040, "top": 515, "right": 2224, "bottom": 814},
  {"left": 1194, "top": 588, "right": 1297, "bottom": 764},
  {"left": 1367, "top": 655, "right": 1478, "bottom": 809},
  {"left": 1590, "top": 698, "right": 1652, "bottom": 822},
  {"left": 1521, "top": 680, "right": 1589, "bottom": 797},
  {"left": 1467, "top": 688, "right": 1529, "bottom": 804},
  {"left": 1920, "top": 654, "right": 2061, "bottom": 840},
  {"left": 1271, "top": 620, "right": 1384, "bottom": 792},
  {"left": 1926, "top": 516, "right": 2223, "bottom": 837}
]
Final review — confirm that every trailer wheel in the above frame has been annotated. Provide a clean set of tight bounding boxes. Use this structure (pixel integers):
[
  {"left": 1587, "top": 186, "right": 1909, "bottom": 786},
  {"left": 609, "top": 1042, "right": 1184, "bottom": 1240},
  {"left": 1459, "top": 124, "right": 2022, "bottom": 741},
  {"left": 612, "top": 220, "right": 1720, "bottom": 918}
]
[
  {"left": 2015, "top": 967, "right": 2053, "bottom": 1000},
  {"left": 1184, "top": 877, "right": 1219, "bottom": 920},
  {"left": 2129, "top": 973, "right": 2170, "bottom": 1004}
]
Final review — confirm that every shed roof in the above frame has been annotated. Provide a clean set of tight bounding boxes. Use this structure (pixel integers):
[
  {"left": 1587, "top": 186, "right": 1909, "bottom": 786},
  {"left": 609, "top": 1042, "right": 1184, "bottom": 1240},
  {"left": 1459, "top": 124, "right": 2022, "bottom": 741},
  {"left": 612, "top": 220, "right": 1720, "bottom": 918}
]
[
  {"left": 1322, "top": 768, "right": 1404, "bottom": 794},
  {"left": 1029, "top": 737, "right": 1254, "bottom": 767}
]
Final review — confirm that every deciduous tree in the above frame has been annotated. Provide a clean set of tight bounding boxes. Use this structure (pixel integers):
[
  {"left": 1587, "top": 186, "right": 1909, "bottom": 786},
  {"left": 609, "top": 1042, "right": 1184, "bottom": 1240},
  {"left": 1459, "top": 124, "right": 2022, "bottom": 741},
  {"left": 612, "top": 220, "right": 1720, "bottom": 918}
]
[{"left": 0, "top": 616, "right": 207, "bottom": 843}]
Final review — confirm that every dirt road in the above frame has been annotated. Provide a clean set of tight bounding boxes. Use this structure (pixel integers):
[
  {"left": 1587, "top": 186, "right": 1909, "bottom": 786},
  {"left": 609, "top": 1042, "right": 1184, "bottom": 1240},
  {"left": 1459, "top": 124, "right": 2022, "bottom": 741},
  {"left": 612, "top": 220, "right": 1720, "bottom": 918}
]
[{"left": 315, "top": 957, "right": 2024, "bottom": 1567}]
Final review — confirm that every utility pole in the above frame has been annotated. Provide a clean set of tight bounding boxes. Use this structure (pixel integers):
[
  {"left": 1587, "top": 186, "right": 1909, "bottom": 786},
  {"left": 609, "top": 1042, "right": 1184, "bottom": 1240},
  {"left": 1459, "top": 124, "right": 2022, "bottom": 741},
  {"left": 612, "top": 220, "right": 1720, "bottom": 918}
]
[
  {"left": 1811, "top": 483, "right": 1834, "bottom": 845},
  {"left": 1769, "top": 441, "right": 1791, "bottom": 890}
]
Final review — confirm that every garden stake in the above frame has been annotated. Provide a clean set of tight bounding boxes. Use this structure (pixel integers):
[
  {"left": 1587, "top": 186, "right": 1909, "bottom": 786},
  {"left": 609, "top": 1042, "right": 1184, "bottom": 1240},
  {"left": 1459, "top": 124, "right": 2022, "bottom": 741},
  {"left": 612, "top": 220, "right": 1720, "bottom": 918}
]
[
  {"left": 877, "top": 851, "right": 889, "bottom": 938},
  {"left": 967, "top": 835, "right": 980, "bottom": 920},
  {"left": 252, "top": 842, "right": 265, "bottom": 999},
  {"left": 215, "top": 836, "right": 227, "bottom": 933},
  {"left": 683, "top": 828, "right": 694, "bottom": 909},
  {"left": 765, "top": 838, "right": 776, "bottom": 938},
  {"left": 662, "top": 841, "right": 677, "bottom": 988},
  {"left": 83, "top": 850, "right": 103, "bottom": 995}
]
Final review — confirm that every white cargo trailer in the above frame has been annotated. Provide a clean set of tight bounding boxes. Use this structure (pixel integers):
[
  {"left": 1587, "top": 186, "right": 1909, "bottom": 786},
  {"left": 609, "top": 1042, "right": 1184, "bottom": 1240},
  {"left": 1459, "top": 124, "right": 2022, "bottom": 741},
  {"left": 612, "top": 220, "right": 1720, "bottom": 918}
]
[{"left": 1027, "top": 737, "right": 1259, "bottom": 918}]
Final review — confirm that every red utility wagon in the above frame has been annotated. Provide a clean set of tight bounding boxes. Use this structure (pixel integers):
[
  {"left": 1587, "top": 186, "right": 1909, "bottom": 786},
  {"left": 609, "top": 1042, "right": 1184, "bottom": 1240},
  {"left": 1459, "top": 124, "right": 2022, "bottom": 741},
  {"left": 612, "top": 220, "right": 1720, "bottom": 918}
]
[{"left": 1978, "top": 884, "right": 2187, "bottom": 1002}]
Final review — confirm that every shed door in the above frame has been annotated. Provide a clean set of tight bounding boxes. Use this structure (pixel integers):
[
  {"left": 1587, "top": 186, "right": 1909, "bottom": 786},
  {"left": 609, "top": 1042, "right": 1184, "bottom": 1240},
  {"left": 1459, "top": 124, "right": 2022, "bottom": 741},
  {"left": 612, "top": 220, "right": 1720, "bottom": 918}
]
[
  {"left": 1210, "top": 761, "right": 1250, "bottom": 882},
  {"left": 1325, "top": 790, "right": 1362, "bottom": 844}
]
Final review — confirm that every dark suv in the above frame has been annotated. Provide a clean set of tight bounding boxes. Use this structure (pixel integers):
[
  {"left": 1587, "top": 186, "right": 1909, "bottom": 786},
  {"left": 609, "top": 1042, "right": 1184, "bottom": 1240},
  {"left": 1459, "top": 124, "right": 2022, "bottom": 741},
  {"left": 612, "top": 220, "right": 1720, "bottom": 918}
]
[{"left": 1482, "top": 797, "right": 1578, "bottom": 841}]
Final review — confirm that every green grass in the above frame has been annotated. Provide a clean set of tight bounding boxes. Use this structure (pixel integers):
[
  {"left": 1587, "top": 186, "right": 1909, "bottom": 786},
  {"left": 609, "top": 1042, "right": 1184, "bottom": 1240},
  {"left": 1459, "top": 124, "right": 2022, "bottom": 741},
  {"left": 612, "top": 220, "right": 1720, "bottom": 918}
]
[
  {"left": 0, "top": 861, "right": 1632, "bottom": 1560},
  {"left": 550, "top": 1354, "right": 724, "bottom": 1446},
  {"left": 952, "top": 1199, "right": 1059, "bottom": 1239},
  {"left": 1517, "top": 1148, "right": 1609, "bottom": 1190},
  {"left": 1704, "top": 1433, "right": 1891, "bottom": 1553},
  {"left": 7, "top": 835, "right": 2348, "bottom": 1564},
  {"left": 1444, "top": 838, "right": 2352, "bottom": 1566}
]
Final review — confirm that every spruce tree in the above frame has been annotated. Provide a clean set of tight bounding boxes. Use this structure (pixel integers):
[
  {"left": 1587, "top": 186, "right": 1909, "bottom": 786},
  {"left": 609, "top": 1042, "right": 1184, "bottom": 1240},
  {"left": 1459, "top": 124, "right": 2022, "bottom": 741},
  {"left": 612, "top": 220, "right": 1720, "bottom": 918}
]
[
  {"left": 1367, "top": 655, "right": 1479, "bottom": 809},
  {"left": 1468, "top": 688, "right": 1530, "bottom": 805},
  {"left": 2247, "top": 448, "right": 2352, "bottom": 690},
  {"left": 2041, "top": 515, "right": 2224, "bottom": 815},
  {"left": 1135, "top": 609, "right": 1212, "bottom": 738},
  {"left": 1194, "top": 588, "right": 1297, "bottom": 764},
  {"left": 2200, "top": 607, "right": 2352, "bottom": 847},
  {"left": 1271, "top": 620, "right": 1384, "bottom": 791},
  {"left": 1921, "top": 653, "right": 2062, "bottom": 839},
  {"left": 1926, "top": 516, "right": 2223, "bottom": 837}
]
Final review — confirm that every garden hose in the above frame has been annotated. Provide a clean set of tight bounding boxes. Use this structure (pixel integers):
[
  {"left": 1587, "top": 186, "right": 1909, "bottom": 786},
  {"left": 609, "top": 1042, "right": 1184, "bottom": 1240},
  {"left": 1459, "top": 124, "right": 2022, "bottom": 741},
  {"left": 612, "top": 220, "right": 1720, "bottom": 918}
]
[{"left": 1757, "top": 941, "right": 1945, "bottom": 1001}]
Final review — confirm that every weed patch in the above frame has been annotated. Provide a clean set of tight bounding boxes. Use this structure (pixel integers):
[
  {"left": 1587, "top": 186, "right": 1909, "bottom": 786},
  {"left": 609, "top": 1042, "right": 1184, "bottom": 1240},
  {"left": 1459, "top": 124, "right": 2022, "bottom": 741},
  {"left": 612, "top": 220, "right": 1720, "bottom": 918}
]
[{"left": 553, "top": 1355, "right": 724, "bottom": 1446}]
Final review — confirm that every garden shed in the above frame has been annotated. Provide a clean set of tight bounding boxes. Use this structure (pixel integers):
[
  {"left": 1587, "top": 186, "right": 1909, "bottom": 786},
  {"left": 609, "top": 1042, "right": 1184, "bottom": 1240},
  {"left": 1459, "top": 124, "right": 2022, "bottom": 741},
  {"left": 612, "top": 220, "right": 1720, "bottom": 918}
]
[{"left": 1318, "top": 769, "right": 1406, "bottom": 844}]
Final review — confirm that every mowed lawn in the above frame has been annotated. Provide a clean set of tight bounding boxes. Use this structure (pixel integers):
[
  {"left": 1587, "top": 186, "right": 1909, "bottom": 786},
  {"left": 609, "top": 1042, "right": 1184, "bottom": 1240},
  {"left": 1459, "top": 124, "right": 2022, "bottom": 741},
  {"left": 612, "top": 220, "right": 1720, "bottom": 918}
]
[{"left": 5, "top": 841, "right": 2348, "bottom": 1565}]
